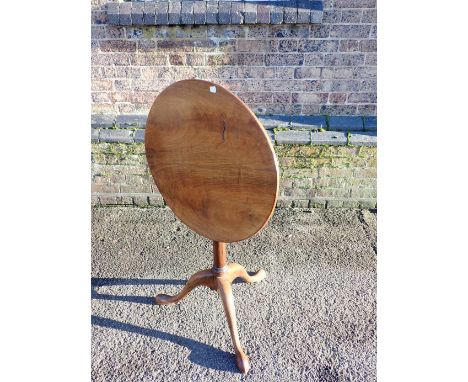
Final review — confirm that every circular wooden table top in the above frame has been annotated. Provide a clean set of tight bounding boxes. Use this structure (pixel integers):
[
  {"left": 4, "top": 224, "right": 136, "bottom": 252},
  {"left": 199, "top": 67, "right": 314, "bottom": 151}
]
[{"left": 145, "top": 79, "right": 279, "bottom": 243}]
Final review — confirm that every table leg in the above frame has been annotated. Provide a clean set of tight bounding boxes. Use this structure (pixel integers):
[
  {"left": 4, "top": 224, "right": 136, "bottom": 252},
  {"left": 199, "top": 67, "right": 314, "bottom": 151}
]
[
  {"left": 155, "top": 268, "right": 215, "bottom": 305},
  {"left": 216, "top": 277, "right": 250, "bottom": 374}
]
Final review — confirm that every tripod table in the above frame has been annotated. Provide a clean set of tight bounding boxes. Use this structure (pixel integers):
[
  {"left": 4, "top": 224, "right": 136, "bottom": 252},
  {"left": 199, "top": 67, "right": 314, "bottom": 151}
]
[{"left": 145, "top": 79, "right": 279, "bottom": 374}]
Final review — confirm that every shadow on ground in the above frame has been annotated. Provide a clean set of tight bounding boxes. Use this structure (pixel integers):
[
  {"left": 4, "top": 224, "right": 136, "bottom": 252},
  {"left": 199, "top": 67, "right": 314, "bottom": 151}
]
[
  {"left": 91, "top": 277, "right": 186, "bottom": 305},
  {"left": 91, "top": 277, "right": 254, "bottom": 373},
  {"left": 91, "top": 315, "right": 238, "bottom": 373},
  {"left": 91, "top": 276, "right": 254, "bottom": 304}
]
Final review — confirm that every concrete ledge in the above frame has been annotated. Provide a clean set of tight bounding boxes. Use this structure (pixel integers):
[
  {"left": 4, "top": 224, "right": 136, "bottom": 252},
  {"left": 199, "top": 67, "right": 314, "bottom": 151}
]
[
  {"left": 348, "top": 131, "right": 377, "bottom": 146},
  {"left": 116, "top": 114, "right": 147, "bottom": 128},
  {"left": 91, "top": 114, "right": 377, "bottom": 146},
  {"left": 91, "top": 114, "right": 115, "bottom": 128},
  {"left": 260, "top": 115, "right": 326, "bottom": 130},
  {"left": 276, "top": 196, "right": 377, "bottom": 209},
  {"left": 92, "top": 192, "right": 376, "bottom": 209},
  {"left": 105, "top": 1, "right": 323, "bottom": 25},
  {"left": 93, "top": 192, "right": 165, "bottom": 207},
  {"left": 274, "top": 130, "right": 378, "bottom": 146},
  {"left": 99, "top": 129, "right": 134, "bottom": 143},
  {"left": 275, "top": 130, "right": 310, "bottom": 144},
  {"left": 311, "top": 131, "right": 347, "bottom": 145}
]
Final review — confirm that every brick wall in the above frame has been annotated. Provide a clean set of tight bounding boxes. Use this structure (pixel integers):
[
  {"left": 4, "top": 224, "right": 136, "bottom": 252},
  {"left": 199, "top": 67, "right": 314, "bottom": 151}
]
[
  {"left": 91, "top": 140, "right": 377, "bottom": 209},
  {"left": 91, "top": 0, "right": 377, "bottom": 116}
]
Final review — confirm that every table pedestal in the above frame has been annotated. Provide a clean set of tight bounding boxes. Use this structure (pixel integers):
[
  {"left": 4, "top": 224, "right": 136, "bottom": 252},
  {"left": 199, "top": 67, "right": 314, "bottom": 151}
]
[{"left": 155, "top": 241, "right": 266, "bottom": 374}]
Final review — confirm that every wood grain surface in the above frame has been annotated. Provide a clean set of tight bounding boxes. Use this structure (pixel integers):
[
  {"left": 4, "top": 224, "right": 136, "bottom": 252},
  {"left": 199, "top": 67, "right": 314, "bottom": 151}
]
[{"left": 145, "top": 79, "right": 279, "bottom": 242}]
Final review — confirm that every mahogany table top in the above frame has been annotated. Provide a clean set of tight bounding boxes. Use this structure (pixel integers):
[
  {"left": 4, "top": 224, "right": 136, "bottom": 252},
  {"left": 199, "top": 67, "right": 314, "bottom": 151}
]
[{"left": 145, "top": 79, "right": 279, "bottom": 243}]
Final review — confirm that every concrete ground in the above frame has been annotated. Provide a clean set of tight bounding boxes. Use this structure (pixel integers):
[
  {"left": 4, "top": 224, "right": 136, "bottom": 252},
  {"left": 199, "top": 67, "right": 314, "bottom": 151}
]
[{"left": 91, "top": 207, "right": 377, "bottom": 382}]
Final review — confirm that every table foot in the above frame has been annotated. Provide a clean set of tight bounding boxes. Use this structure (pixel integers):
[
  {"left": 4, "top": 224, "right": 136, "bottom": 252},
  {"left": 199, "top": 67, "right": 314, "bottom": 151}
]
[{"left": 228, "top": 263, "right": 266, "bottom": 284}]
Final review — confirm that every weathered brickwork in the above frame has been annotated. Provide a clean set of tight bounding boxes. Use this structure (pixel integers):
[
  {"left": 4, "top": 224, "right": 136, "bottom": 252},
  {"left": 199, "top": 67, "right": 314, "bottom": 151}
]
[
  {"left": 91, "top": 142, "right": 377, "bottom": 209},
  {"left": 91, "top": 0, "right": 377, "bottom": 116},
  {"left": 106, "top": 1, "right": 324, "bottom": 26}
]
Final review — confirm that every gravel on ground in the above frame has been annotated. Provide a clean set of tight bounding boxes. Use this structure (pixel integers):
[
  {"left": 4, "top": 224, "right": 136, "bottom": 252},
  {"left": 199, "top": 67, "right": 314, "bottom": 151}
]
[{"left": 91, "top": 207, "right": 377, "bottom": 382}]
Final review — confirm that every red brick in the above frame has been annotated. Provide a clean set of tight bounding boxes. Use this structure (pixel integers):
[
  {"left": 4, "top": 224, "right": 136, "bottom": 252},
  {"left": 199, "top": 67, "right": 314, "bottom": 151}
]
[
  {"left": 131, "top": 92, "right": 160, "bottom": 104},
  {"left": 92, "top": 104, "right": 116, "bottom": 114},
  {"left": 100, "top": 40, "right": 136, "bottom": 52},
  {"left": 269, "top": 25, "right": 309, "bottom": 38},
  {"left": 361, "top": 40, "right": 377, "bottom": 52},
  {"left": 100, "top": 67, "right": 117, "bottom": 78},
  {"left": 273, "top": 92, "right": 292, "bottom": 104},
  {"left": 302, "top": 80, "right": 333, "bottom": 92},
  {"left": 207, "top": 54, "right": 238, "bottom": 66},
  {"left": 105, "top": 26, "right": 126, "bottom": 39},
  {"left": 91, "top": 25, "right": 106, "bottom": 39},
  {"left": 92, "top": 53, "right": 132, "bottom": 66},
  {"left": 137, "top": 40, "right": 157, "bottom": 52},
  {"left": 186, "top": 54, "right": 205, "bottom": 66},
  {"left": 238, "top": 53, "right": 265, "bottom": 66},
  {"left": 91, "top": 80, "right": 113, "bottom": 91},
  {"left": 92, "top": 92, "right": 111, "bottom": 103},
  {"left": 158, "top": 40, "right": 194, "bottom": 52},
  {"left": 220, "top": 80, "right": 244, "bottom": 92},
  {"left": 91, "top": 184, "right": 120, "bottom": 193},
  {"left": 292, "top": 93, "right": 329, "bottom": 104},
  {"left": 193, "top": 40, "right": 218, "bottom": 52},
  {"left": 91, "top": 67, "right": 105, "bottom": 79},
  {"left": 158, "top": 67, "right": 196, "bottom": 80},
  {"left": 347, "top": 92, "right": 376, "bottom": 103},
  {"left": 357, "top": 105, "right": 377, "bottom": 115},
  {"left": 243, "top": 79, "right": 266, "bottom": 92},
  {"left": 131, "top": 53, "right": 167, "bottom": 66},
  {"left": 320, "top": 104, "right": 357, "bottom": 115},
  {"left": 275, "top": 67, "right": 295, "bottom": 79},
  {"left": 237, "top": 92, "right": 273, "bottom": 104},
  {"left": 265, "top": 53, "right": 304, "bottom": 66},
  {"left": 264, "top": 104, "right": 302, "bottom": 115},
  {"left": 110, "top": 92, "right": 132, "bottom": 103},
  {"left": 218, "top": 40, "right": 237, "bottom": 52},
  {"left": 117, "top": 103, "right": 136, "bottom": 113},
  {"left": 339, "top": 40, "right": 361, "bottom": 52},
  {"left": 114, "top": 80, "right": 132, "bottom": 91},
  {"left": 278, "top": 40, "right": 299, "bottom": 52},
  {"left": 294, "top": 67, "right": 321, "bottom": 79},
  {"left": 365, "top": 53, "right": 377, "bottom": 65},
  {"left": 169, "top": 54, "right": 185, "bottom": 65},
  {"left": 328, "top": 93, "right": 347, "bottom": 104},
  {"left": 140, "top": 67, "right": 159, "bottom": 81},
  {"left": 362, "top": 9, "right": 377, "bottom": 23},
  {"left": 304, "top": 53, "right": 324, "bottom": 66},
  {"left": 334, "top": 0, "right": 376, "bottom": 8},
  {"left": 301, "top": 105, "right": 321, "bottom": 114},
  {"left": 237, "top": 40, "right": 268, "bottom": 52},
  {"left": 264, "top": 80, "right": 301, "bottom": 92},
  {"left": 334, "top": 67, "right": 354, "bottom": 79}
]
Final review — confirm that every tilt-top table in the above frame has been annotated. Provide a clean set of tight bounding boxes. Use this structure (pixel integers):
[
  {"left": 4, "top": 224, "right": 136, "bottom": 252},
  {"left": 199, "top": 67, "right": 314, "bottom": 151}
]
[{"left": 145, "top": 79, "right": 279, "bottom": 374}]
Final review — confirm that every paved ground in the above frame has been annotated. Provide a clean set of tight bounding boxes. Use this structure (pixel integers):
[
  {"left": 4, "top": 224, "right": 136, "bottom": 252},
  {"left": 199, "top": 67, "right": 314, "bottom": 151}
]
[{"left": 91, "top": 207, "right": 377, "bottom": 382}]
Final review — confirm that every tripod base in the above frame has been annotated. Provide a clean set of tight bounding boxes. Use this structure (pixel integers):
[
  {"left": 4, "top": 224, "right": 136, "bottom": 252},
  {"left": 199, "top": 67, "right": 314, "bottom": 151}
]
[{"left": 155, "top": 261, "right": 266, "bottom": 374}]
